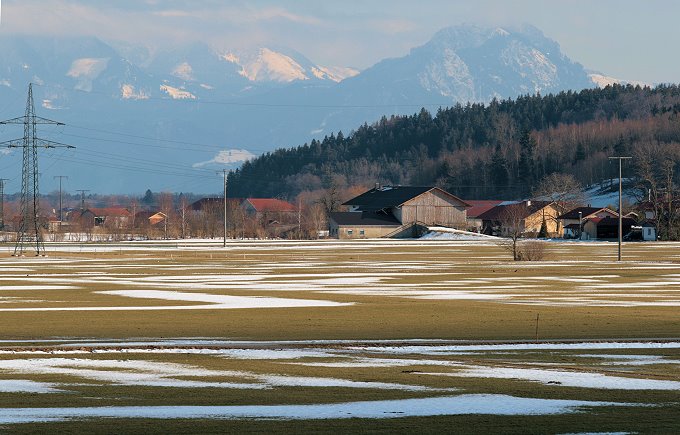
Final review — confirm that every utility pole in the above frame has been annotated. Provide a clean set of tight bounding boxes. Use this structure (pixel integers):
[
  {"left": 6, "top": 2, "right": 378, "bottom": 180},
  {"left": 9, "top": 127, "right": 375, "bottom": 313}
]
[
  {"left": 76, "top": 189, "right": 90, "bottom": 211},
  {"left": 53, "top": 175, "right": 67, "bottom": 224},
  {"left": 0, "top": 84, "right": 74, "bottom": 256},
  {"left": 609, "top": 156, "right": 632, "bottom": 261},
  {"left": 221, "top": 169, "right": 228, "bottom": 248},
  {"left": 0, "top": 179, "right": 8, "bottom": 231}
]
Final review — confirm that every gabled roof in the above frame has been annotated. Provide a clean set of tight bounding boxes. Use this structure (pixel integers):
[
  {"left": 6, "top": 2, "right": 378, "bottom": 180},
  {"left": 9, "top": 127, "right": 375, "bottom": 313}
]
[
  {"left": 190, "top": 197, "right": 219, "bottom": 211},
  {"left": 557, "top": 206, "right": 618, "bottom": 220},
  {"left": 342, "top": 186, "right": 470, "bottom": 210},
  {"left": 330, "top": 211, "right": 401, "bottom": 226},
  {"left": 587, "top": 216, "right": 636, "bottom": 226},
  {"left": 88, "top": 207, "right": 131, "bottom": 217},
  {"left": 245, "top": 198, "right": 296, "bottom": 213},
  {"left": 464, "top": 200, "right": 506, "bottom": 218},
  {"left": 477, "top": 201, "right": 554, "bottom": 221}
]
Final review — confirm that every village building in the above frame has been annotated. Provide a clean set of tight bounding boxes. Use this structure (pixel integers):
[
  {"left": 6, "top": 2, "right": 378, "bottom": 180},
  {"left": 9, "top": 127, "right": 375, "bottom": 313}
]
[
  {"left": 71, "top": 207, "right": 131, "bottom": 229},
  {"left": 557, "top": 206, "right": 618, "bottom": 239},
  {"left": 641, "top": 221, "right": 657, "bottom": 241},
  {"left": 582, "top": 216, "right": 636, "bottom": 240},
  {"left": 242, "top": 198, "right": 297, "bottom": 225},
  {"left": 477, "top": 200, "right": 561, "bottom": 237},
  {"left": 464, "top": 200, "right": 506, "bottom": 232},
  {"left": 331, "top": 186, "right": 469, "bottom": 239}
]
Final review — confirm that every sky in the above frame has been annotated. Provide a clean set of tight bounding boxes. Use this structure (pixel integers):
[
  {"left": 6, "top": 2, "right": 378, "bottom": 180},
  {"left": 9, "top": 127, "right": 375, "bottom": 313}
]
[{"left": 0, "top": 0, "right": 678, "bottom": 84}]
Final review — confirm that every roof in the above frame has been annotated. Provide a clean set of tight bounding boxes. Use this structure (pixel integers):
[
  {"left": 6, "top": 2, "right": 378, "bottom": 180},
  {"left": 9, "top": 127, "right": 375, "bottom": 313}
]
[
  {"left": 557, "top": 206, "right": 617, "bottom": 220},
  {"left": 245, "top": 198, "right": 297, "bottom": 213},
  {"left": 88, "top": 207, "right": 131, "bottom": 217},
  {"left": 587, "top": 216, "right": 636, "bottom": 226},
  {"left": 477, "top": 200, "right": 554, "bottom": 221},
  {"left": 134, "top": 211, "right": 156, "bottom": 220},
  {"left": 464, "top": 200, "right": 506, "bottom": 218},
  {"left": 329, "top": 211, "right": 401, "bottom": 226},
  {"left": 190, "top": 197, "right": 222, "bottom": 211},
  {"left": 342, "top": 186, "right": 470, "bottom": 210}
]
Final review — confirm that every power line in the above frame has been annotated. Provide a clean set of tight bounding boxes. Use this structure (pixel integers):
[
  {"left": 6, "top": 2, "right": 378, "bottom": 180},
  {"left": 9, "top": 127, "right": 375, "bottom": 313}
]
[{"left": 0, "top": 84, "right": 74, "bottom": 256}]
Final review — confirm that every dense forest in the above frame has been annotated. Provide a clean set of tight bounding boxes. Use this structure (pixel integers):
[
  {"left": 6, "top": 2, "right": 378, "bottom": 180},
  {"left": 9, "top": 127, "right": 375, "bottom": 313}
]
[{"left": 227, "top": 84, "right": 680, "bottom": 202}]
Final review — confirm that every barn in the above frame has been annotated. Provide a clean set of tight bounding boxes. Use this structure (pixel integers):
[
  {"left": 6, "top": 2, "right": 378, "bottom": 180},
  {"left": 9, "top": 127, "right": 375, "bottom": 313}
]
[{"left": 330, "top": 185, "right": 469, "bottom": 239}]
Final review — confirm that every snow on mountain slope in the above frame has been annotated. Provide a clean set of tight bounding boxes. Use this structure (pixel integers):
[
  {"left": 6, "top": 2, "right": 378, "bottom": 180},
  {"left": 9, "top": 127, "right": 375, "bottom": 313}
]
[
  {"left": 222, "top": 48, "right": 358, "bottom": 83},
  {"left": 66, "top": 57, "right": 110, "bottom": 91},
  {"left": 239, "top": 48, "right": 308, "bottom": 82},
  {"left": 160, "top": 84, "right": 196, "bottom": 100},
  {"left": 311, "top": 66, "right": 359, "bottom": 82},
  {"left": 589, "top": 73, "right": 650, "bottom": 88}
]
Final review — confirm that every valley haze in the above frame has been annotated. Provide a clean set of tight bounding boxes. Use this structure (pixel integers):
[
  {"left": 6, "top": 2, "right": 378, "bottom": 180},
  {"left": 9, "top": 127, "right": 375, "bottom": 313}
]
[{"left": 0, "top": 23, "right": 632, "bottom": 193}]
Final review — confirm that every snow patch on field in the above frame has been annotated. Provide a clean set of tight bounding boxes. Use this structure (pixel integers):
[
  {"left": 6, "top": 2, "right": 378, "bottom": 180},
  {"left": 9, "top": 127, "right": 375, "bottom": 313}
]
[
  {"left": 0, "top": 358, "right": 436, "bottom": 392},
  {"left": 0, "top": 394, "right": 631, "bottom": 423},
  {"left": 426, "top": 365, "right": 680, "bottom": 390},
  {"left": 0, "top": 380, "right": 63, "bottom": 394}
]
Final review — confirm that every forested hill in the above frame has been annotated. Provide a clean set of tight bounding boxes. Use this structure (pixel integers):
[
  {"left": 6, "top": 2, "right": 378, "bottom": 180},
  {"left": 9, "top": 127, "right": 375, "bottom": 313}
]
[{"left": 227, "top": 85, "right": 680, "bottom": 200}]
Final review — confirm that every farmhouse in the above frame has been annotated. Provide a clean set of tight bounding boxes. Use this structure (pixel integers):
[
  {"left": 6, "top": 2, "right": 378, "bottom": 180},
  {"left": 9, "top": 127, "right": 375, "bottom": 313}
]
[
  {"left": 477, "top": 200, "right": 561, "bottom": 237},
  {"left": 464, "top": 200, "right": 506, "bottom": 232},
  {"left": 557, "top": 206, "right": 618, "bottom": 239},
  {"left": 582, "top": 216, "right": 636, "bottom": 240},
  {"left": 242, "top": 198, "right": 297, "bottom": 225},
  {"left": 72, "top": 207, "right": 131, "bottom": 229},
  {"left": 331, "top": 185, "right": 469, "bottom": 239}
]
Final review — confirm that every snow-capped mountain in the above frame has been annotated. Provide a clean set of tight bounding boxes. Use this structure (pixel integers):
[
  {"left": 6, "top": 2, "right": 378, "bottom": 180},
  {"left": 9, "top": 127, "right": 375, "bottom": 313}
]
[
  {"left": 588, "top": 72, "right": 650, "bottom": 88},
  {"left": 221, "top": 48, "right": 359, "bottom": 83},
  {"left": 0, "top": 24, "right": 610, "bottom": 193}
]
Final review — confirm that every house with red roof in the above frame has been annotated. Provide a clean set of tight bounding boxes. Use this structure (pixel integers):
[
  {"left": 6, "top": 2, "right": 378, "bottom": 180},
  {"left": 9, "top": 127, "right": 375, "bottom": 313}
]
[
  {"left": 242, "top": 198, "right": 297, "bottom": 226},
  {"left": 464, "top": 200, "right": 506, "bottom": 232},
  {"left": 557, "top": 206, "right": 618, "bottom": 239},
  {"left": 582, "top": 216, "right": 636, "bottom": 240}
]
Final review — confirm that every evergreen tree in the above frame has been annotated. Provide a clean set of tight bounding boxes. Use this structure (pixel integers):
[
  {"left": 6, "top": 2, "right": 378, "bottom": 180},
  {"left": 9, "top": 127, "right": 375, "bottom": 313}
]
[
  {"left": 538, "top": 216, "right": 549, "bottom": 238},
  {"left": 518, "top": 129, "right": 536, "bottom": 192},
  {"left": 490, "top": 144, "right": 510, "bottom": 189}
]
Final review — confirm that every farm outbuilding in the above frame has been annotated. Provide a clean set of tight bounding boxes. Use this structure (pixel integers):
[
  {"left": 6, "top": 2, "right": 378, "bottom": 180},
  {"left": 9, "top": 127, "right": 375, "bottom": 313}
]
[{"left": 333, "top": 185, "right": 470, "bottom": 238}]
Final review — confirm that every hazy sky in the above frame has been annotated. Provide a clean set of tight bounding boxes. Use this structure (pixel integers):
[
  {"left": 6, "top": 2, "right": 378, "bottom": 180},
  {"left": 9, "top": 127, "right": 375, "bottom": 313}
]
[{"left": 1, "top": 0, "right": 678, "bottom": 83}]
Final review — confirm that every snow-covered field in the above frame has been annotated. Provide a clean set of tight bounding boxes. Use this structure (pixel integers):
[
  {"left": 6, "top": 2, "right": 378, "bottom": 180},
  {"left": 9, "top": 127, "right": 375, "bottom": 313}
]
[{"left": 0, "top": 239, "right": 677, "bottom": 430}]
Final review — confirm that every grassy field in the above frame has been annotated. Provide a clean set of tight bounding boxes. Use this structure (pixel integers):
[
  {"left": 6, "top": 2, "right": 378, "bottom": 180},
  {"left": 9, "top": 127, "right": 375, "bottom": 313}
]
[{"left": 0, "top": 239, "right": 678, "bottom": 433}]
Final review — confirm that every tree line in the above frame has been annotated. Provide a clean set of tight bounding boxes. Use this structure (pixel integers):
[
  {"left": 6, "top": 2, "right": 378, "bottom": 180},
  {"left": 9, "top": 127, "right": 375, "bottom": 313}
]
[{"left": 226, "top": 84, "right": 680, "bottom": 204}]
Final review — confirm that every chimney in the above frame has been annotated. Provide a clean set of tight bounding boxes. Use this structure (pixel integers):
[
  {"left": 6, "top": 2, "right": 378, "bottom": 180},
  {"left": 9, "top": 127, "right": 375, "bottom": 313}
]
[
  {"left": 526, "top": 200, "right": 532, "bottom": 207},
  {"left": 375, "top": 182, "right": 380, "bottom": 190}
]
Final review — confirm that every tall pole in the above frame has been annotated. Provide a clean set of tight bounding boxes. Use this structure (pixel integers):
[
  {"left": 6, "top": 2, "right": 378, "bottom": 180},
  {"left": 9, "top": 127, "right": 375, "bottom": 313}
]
[
  {"left": 53, "top": 175, "right": 67, "bottom": 223},
  {"left": 0, "top": 179, "right": 7, "bottom": 231},
  {"left": 609, "top": 156, "right": 632, "bottom": 261},
  {"left": 222, "top": 169, "right": 228, "bottom": 248},
  {"left": 0, "top": 83, "right": 74, "bottom": 256}
]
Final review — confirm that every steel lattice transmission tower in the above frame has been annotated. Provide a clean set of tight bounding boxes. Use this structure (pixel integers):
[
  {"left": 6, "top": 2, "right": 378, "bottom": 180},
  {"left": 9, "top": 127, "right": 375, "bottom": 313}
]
[{"left": 0, "top": 84, "right": 74, "bottom": 256}]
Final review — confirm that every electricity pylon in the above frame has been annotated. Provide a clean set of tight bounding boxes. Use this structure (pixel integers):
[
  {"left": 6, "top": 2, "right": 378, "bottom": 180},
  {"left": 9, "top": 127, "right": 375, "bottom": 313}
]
[{"left": 0, "top": 84, "right": 74, "bottom": 256}]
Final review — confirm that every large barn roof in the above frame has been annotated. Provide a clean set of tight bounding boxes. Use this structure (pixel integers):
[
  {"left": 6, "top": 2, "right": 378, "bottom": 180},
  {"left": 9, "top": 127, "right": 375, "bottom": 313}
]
[{"left": 343, "top": 186, "right": 469, "bottom": 210}]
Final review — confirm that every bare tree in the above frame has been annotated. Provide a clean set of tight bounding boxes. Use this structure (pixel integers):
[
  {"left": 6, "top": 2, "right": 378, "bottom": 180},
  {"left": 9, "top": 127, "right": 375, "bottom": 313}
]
[
  {"left": 497, "top": 203, "right": 527, "bottom": 261},
  {"left": 532, "top": 173, "right": 585, "bottom": 231}
]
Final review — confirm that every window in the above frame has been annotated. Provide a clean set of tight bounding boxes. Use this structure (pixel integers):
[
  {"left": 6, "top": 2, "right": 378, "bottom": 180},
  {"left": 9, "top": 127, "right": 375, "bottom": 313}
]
[
  {"left": 347, "top": 229, "right": 353, "bottom": 235},
  {"left": 359, "top": 229, "right": 365, "bottom": 236}
]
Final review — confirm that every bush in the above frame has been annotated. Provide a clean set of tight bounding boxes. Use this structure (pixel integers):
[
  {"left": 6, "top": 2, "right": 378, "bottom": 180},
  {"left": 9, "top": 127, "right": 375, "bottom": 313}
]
[{"left": 515, "top": 240, "right": 547, "bottom": 261}]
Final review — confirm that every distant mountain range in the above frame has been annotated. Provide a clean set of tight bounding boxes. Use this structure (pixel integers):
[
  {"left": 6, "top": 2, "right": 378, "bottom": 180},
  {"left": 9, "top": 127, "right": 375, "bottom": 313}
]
[{"left": 0, "top": 24, "right": 643, "bottom": 193}]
